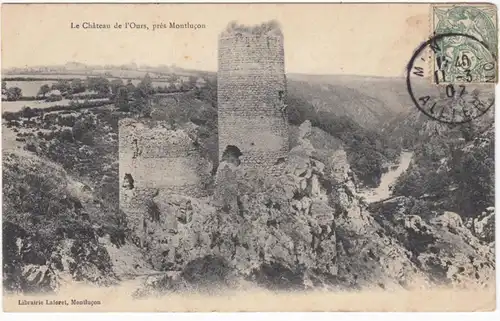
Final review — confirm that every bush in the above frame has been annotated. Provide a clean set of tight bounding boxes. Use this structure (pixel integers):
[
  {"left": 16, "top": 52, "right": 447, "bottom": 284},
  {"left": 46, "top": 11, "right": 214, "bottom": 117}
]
[
  {"left": 409, "top": 199, "right": 433, "bottom": 219},
  {"left": 57, "top": 115, "right": 77, "bottom": 127},
  {"left": 72, "top": 116, "right": 96, "bottom": 143},
  {"left": 18, "top": 96, "right": 46, "bottom": 101},
  {"left": 21, "top": 106, "right": 36, "bottom": 119},
  {"left": 3, "top": 112, "right": 19, "bottom": 122},
  {"left": 45, "top": 95, "right": 63, "bottom": 102},
  {"left": 25, "top": 142, "right": 37, "bottom": 153},
  {"left": 59, "top": 128, "right": 74, "bottom": 142}
]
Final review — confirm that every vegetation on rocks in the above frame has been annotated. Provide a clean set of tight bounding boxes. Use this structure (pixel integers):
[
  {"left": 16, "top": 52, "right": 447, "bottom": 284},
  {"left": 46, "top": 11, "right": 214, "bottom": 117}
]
[
  {"left": 391, "top": 112, "right": 494, "bottom": 221},
  {"left": 2, "top": 70, "right": 494, "bottom": 296},
  {"left": 2, "top": 153, "right": 120, "bottom": 293}
]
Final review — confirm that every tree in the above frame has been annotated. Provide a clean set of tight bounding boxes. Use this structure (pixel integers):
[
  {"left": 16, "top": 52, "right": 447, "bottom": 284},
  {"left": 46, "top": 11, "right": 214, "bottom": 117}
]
[
  {"left": 114, "top": 87, "right": 130, "bottom": 111},
  {"left": 126, "top": 80, "right": 136, "bottom": 95},
  {"left": 72, "top": 115, "right": 96, "bottom": 144},
  {"left": 38, "top": 84, "right": 51, "bottom": 97},
  {"left": 70, "top": 78, "right": 86, "bottom": 94},
  {"left": 110, "top": 79, "right": 124, "bottom": 96},
  {"left": 86, "top": 77, "right": 110, "bottom": 95},
  {"left": 20, "top": 106, "right": 36, "bottom": 120},
  {"left": 2, "top": 81, "right": 7, "bottom": 92},
  {"left": 167, "top": 82, "right": 177, "bottom": 93},
  {"left": 136, "top": 73, "right": 155, "bottom": 97},
  {"left": 126, "top": 74, "right": 154, "bottom": 117},
  {"left": 188, "top": 75, "right": 197, "bottom": 88},
  {"left": 129, "top": 96, "right": 151, "bottom": 117},
  {"left": 51, "top": 80, "right": 71, "bottom": 94},
  {"left": 6, "top": 87, "right": 22, "bottom": 101},
  {"left": 452, "top": 146, "right": 494, "bottom": 217}
]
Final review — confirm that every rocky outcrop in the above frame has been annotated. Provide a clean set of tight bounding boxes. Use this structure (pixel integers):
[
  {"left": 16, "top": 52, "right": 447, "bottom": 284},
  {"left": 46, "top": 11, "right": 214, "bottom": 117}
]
[
  {"left": 3, "top": 221, "right": 116, "bottom": 294},
  {"left": 465, "top": 207, "right": 495, "bottom": 245},
  {"left": 133, "top": 121, "right": 338, "bottom": 294},
  {"left": 2, "top": 152, "right": 118, "bottom": 294},
  {"left": 373, "top": 198, "right": 495, "bottom": 289},
  {"left": 128, "top": 120, "right": 494, "bottom": 296}
]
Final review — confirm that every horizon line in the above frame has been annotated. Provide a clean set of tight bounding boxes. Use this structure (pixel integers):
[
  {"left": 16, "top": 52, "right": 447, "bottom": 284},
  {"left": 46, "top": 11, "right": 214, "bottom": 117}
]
[{"left": 1, "top": 63, "right": 406, "bottom": 79}]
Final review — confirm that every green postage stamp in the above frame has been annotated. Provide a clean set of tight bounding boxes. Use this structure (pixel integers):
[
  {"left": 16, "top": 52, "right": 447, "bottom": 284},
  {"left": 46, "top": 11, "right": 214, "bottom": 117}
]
[{"left": 432, "top": 4, "right": 498, "bottom": 84}]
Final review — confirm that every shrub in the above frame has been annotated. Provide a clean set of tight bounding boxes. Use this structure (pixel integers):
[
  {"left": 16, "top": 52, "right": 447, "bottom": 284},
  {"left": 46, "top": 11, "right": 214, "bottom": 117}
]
[
  {"left": 57, "top": 115, "right": 77, "bottom": 127},
  {"left": 72, "top": 116, "right": 96, "bottom": 143},
  {"left": 21, "top": 106, "right": 36, "bottom": 119},
  {"left": 45, "top": 95, "right": 63, "bottom": 102},
  {"left": 3, "top": 112, "right": 19, "bottom": 122},
  {"left": 409, "top": 199, "right": 433, "bottom": 219},
  {"left": 59, "top": 128, "right": 74, "bottom": 142}
]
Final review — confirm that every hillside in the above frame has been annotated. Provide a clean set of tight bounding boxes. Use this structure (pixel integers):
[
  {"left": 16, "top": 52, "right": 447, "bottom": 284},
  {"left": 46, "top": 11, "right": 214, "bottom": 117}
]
[
  {"left": 288, "top": 74, "right": 435, "bottom": 125},
  {"left": 377, "top": 88, "right": 495, "bottom": 247},
  {"left": 2, "top": 105, "right": 126, "bottom": 292},
  {"left": 286, "top": 79, "right": 390, "bottom": 128},
  {"left": 2, "top": 69, "right": 494, "bottom": 297}
]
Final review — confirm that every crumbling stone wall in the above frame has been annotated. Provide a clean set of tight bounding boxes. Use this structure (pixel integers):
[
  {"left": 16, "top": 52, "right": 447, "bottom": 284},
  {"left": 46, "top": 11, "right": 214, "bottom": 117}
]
[
  {"left": 119, "top": 118, "right": 212, "bottom": 239},
  {"left": 217, "top": 21, "right": 289, "bottom": 174}
]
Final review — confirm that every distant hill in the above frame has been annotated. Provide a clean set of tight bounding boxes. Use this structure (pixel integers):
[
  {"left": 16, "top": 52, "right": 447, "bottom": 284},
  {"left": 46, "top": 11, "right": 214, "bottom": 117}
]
[
  {"left": 287, "top": 74, "right": 435, "bottom": 128},
  {"left": 287, "top": 78, "right": 390, "bottom": 128}
]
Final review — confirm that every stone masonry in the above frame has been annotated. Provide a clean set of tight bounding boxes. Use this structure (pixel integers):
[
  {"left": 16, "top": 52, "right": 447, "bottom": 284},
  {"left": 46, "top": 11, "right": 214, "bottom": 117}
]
[
  {"left": 217, "top": 21, "right": 289, "bottom": 174},
  {"left": 119, "top": 118, "right": 212, "bottom": 239}
]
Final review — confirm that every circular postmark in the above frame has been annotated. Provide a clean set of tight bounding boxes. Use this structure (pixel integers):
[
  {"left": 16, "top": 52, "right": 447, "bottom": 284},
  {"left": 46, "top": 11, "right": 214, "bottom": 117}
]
[{"left": 406, "top": 32, "right": 496, "bottom": 124}]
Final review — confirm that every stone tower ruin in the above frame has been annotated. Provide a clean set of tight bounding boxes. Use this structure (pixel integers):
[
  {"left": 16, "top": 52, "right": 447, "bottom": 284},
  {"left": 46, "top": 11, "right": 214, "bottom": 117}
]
[
  {"left": 119, "top": 118, "right": 213, "bottom": 243},
  {"left": 119, "top": 118, "right": 212, "bottom": 198},
  {"left": 217, "top": 21, "right": 289, "bottom": 173}
]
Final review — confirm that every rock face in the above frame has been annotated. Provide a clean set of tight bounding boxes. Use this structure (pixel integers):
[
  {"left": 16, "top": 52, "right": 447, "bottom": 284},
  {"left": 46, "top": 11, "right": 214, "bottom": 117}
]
[
  {"left": 466, "top": 207, "right": 495, "bottom": 244},
  {"left": 373, "top": 198, "right": 495, "bottom": 289},
  {"left": 127, "top": 120, "right": 494, "bottom": 295},
  {"left": 135, "top": 121, "right": 337, "bottom": 294},
  {"left": 3, "top": 220, "right": 116, "bottom": 294},
  {"left": 130, "top": 120, "right": 495, "bottom": 296}
]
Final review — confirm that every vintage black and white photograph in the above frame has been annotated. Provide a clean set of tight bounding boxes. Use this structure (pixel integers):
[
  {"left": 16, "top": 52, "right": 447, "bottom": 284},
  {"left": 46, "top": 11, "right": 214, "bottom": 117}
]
[{"left": 1, "top": 2, "right": 497, "bottom": 312}]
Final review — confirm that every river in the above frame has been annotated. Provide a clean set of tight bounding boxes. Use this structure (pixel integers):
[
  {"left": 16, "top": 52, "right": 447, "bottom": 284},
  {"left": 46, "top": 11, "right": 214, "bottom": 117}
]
[{"left": 359, "top": 151, "right": 414, "bottom": 203}]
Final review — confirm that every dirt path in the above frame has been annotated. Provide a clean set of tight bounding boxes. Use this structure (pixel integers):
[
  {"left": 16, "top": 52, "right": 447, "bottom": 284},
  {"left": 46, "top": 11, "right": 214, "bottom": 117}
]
[{"left": 2, "top": 124, "right": 25, "bottom": 152}]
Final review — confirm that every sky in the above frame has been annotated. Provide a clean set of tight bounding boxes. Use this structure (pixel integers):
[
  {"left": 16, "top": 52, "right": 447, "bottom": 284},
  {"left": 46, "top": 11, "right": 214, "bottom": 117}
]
[{"left": 1, "top": 3, "right": 430, "bottom": 76}]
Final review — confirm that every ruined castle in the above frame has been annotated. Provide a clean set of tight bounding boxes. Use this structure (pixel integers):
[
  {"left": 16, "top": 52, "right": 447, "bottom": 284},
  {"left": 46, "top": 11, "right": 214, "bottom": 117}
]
[
  {"left": 119, "top": 21, "right": 288, "bottom": 207},
  {"left": 217, "top": 21, "right": 289, "bottom": 173}
]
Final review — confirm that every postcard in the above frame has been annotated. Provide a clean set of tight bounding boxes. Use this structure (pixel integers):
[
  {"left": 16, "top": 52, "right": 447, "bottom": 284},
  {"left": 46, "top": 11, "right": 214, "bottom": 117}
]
[{"left": 1, "top": 2, "right": 497, "bottom": 312}]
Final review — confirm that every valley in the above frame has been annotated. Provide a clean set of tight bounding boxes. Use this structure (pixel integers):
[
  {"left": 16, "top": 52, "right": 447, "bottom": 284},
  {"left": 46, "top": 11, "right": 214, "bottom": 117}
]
[
  {"left": 1, "top": 65, "right": 495, "bottom": 298},
  {"left": 360, "top": 151, "right": 414, "bottom": 203}
]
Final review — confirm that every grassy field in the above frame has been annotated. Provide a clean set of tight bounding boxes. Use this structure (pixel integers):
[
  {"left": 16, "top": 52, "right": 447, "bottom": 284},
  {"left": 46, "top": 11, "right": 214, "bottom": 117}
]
[
  {"left": 5, "top": 80, "right": 55, "bottom": 96},
  {"left": 1, "top": 98, "right": 110, "bottom": 113},
  {"left": 92, "top": 69, "right": 166, "bottom": 78},
  {"left": 1, "top": 99, "right": 70, "bottom": 112},
  {"left": 5, "top": 74, "right": 85, "bottom": 79},
  {"left": 4, "top": 77, "right": 172, "bottom": 88}
]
